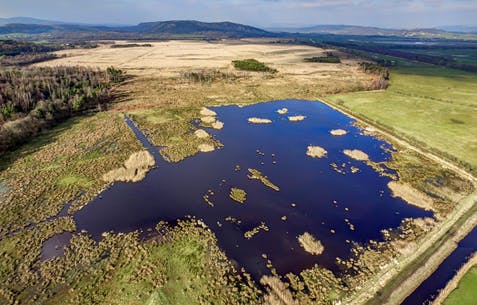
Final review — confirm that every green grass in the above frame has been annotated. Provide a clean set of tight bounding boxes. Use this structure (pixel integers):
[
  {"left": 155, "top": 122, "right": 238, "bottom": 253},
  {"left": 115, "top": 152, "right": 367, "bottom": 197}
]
[
  {"left": 232, "top": 59, "right": 277, "bottom": 72},
  {"left": 57, "top": 175, "right": 92, "bottom": 187},
  {"left": 443, "top": 265, "right": 477, "bottom": 305},
  {"left": 37, "top": 221, "right": 260, "bottom": 305},
  {"left": 401, "top": 48, "right": 477, "bottom": 68},
  {"left": 328, "top": 64, "right": 477, "bottom": 170}
]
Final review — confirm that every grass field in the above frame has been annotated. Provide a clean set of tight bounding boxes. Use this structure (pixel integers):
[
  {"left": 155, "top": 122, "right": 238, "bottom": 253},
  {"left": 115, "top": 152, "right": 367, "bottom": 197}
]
[
  {"left": 401, "top": 48, "right": 477, "bottom": 68},
  {"left": 328, "top": 64, "right": 477, "bottom": 171},
  {"left": 443, "top": 265, "right": 477, "bottom": 305}
]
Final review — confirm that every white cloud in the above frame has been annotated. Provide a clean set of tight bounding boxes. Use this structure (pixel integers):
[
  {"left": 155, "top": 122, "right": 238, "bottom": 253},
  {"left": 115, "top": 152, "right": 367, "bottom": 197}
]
[{"left": 0, "top": 0, "right": 475, "bottom": 28}]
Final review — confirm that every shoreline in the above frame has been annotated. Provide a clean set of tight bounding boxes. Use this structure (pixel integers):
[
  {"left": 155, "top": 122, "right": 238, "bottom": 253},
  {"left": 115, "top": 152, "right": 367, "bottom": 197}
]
[
  {"left": 313, "top": 98, "right": 476, "bottom": 305},
  {"left": 431, "top": 252, "right": 477, "bottom": 305}
]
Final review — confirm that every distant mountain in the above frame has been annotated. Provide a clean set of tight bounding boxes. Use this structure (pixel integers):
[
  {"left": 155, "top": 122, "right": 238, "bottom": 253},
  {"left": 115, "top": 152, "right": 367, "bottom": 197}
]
[
  {"left": 437, "top": 25, "right": 477, "bottom": 34},
  {"left": 267, "top": 24, "right": 472, "bottom": 38},
  {"left": 132, "top": 20, "right": 271, "bottom": 37},
  {"left": 0, "top": 23, "right": 112, "bottom": 35},
  {"left": 0, "top": 17, "right": 65, "bottom": 26},
  {"left": 0, "top": 20, "right": 273, "bottom": 38}
]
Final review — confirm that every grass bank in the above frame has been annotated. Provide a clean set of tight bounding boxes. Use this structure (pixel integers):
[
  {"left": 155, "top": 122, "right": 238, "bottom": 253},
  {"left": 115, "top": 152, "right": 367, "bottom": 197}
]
[
  {"left": 442, "top": 263, "right": 477, "bottom": 305},
  {"left": 433, "top": 253, "right": 477, "bottom": 305},
  {"left": 328, "top": 64, "right": 477, "bottom": 174}
]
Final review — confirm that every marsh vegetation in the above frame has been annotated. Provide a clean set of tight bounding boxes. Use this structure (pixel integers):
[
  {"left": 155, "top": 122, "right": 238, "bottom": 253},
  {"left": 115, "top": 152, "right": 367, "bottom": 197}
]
[
  {"left": 298, "top": 232, "right": 324, "bottom": 255},
  {"left": 306, "top": 146, "right": 327, "bottom": 158},
  {"left": 247, "top": 168, "right": 280, "bottom": 191},
  {"left": 229, "top": 187, "right": 247, "bottom": 203}
]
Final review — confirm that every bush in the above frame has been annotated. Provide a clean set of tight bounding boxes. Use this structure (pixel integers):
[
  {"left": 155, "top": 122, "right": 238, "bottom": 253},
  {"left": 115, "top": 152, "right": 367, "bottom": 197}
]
[
  {"left": 106, "top": 66, "right": 125, "bottom": 83},
  {"left": 232, "top": 59, "right": 277, "bottom": 73},
  {"left": 305, "top": 53, "right": 341, "bottom": 63}
]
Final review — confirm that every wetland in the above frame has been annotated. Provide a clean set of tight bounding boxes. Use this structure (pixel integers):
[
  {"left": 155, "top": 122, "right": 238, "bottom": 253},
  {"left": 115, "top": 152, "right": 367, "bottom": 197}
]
[{"left": 68, "top": 100, "right": 433, "bottom": 280}]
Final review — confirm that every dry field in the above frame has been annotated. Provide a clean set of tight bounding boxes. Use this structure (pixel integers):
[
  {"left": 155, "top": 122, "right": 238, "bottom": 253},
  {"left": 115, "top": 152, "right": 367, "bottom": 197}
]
[
  {"left": 37, "top": 39, "right": 364, "bottom": 79},
  {"left": 37, "top": 39, "right": 375, "bottom": 110}
]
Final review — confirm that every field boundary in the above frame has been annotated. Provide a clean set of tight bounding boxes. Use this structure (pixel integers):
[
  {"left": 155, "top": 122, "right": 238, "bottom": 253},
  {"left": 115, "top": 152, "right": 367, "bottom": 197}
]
[{"left": 319, "top": 97, "right": 476, "bottom": 181}]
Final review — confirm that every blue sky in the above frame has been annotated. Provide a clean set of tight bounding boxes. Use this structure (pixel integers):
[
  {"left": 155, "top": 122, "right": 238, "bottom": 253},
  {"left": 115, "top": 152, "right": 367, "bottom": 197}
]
[{"left": 0, "top": 0, "right": 476, "bottom": 28}]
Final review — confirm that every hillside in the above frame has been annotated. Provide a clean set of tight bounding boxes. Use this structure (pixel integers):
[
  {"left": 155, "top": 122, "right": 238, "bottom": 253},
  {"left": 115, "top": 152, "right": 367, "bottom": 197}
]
[
  {"left": 133, "top": 20, "right": 271, "bottom": 37},
  {"left": 268, "top": 24, "right": 475, "bottom": 39},
  {"left": 0, "top": 17, "right": 64, "bottom": 26},
  {"left": 0, "top": 20, "right": 273, "bottom": 38}
]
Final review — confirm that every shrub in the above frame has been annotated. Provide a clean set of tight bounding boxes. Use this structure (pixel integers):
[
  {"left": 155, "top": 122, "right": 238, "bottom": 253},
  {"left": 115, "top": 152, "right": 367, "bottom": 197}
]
[
  {"left": 106, "top": 66, "right": 125, "bottom": 83},
  {"left": 305, "top": 53, "right": 341, "bottom": 63},
  {"left": 232, "top": 59, "right": 277, "bottom": 73}
]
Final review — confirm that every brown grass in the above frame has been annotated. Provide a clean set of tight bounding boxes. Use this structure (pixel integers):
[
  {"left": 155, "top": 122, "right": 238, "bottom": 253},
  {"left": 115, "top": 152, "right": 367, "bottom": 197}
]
[
  {"left": 298, "top": 232, "right": 324, "bottom": 255},
  {"left": 200, "top": 107, "right": 217, "bottom": 116},
  {"left": 198, "top": 144, "right": 215, "bottom": 152},
  {"left": 247, "top": 168, "right": 280, "bottom": 191},
  {"left": 331, "top": 129, "right": 348, "bottom": 136},
  {"left": 261, "top": 275, "right": 299, "bottom": 305},
  {"left": 201, "top": 116, "right": 216, "bottom": 124},
  {"left": 194, "top": 129, "right": 209, "bottom": 138},
  {"left": 212, "top": 121, "right": 224, "bottom": 129},
  {"left": 248, "top": 117, "right": 272, "bottom": 124},
  {"left": 229, "top": 187, "right": 247, "bottom": 203},
  {"left": 388, "top": 181, "right": 434, "bottom": 211},
  {"left": 288, "top": 115, "right": 306, "bottom": 122},
  {"left": 306, "top": 145, "right": 328, "bottom": 158},
  {"left": 343, "top": 149, "right": 369, "bottom": 161},
  {"left": 103, "top": 150, "right": 155, "bottom": 183}
]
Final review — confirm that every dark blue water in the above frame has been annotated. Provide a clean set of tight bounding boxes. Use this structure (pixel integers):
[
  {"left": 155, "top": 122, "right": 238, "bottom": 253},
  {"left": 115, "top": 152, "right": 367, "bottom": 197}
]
[
  {"left": 401, "top": 226, "right": 477, "bottom": 305},
  {"left": 74, "top": 100, "right": 432, "bottom": 279}
]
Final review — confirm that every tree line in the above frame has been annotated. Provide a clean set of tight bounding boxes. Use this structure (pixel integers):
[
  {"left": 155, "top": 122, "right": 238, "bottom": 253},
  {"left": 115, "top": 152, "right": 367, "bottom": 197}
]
[{"left": 0, "top": 66, "right": 124, "bottom": 153}]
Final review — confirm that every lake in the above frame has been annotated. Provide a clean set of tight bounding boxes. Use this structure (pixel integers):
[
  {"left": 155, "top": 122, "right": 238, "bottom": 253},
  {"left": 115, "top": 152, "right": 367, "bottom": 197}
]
[{"left": 67, "top": 99, "right": 432, "bottom": 280}]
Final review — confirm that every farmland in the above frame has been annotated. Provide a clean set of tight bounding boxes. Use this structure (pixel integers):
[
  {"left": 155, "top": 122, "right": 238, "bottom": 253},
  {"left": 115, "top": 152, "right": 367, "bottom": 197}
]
[{"left": 328, "top": 63, "right": 477, "bottom": 173}]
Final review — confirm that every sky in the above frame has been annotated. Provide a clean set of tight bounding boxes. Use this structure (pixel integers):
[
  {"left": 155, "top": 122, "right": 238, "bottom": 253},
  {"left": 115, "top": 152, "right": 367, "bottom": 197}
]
[{"left": 0, "top": 0, "right": 476, "bottom": 29}]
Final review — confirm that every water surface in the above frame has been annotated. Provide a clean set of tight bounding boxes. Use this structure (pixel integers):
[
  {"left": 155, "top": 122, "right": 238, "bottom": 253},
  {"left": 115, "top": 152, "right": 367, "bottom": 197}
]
[
  {"left": 401, "top": 226, "right": 477, "bottom": 305},
  {"left": 73, "top": 100, "right": 432, "bottom": 279}
]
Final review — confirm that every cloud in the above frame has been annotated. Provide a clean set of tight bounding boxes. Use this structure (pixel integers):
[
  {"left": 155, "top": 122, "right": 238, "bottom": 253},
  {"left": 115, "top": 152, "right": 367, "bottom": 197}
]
[{"left": 0, "top": 0, "right": 475, "bottom": 28}]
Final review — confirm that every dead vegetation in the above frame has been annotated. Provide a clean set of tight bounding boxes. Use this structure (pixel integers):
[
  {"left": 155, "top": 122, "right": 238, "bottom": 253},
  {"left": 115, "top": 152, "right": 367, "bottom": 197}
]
[
  {"left": 261, "top": 276, "right": 299, "bottom": 305},
  {"left": 198, "top": 143, "right": 215, "bottom": 152},
  {"left": 343, "top": 149, "right": 370, "bottom": 161},
  {"left": 248, "top": 117, "right": 272, "bottom": 124},
  {"left": 247, "top": 168, "right": 280, "bottom": 191},
  {"left": 298, "top": 232, "right": 324, "bottom": 255},
  {"left": 306, "top": 145, "right": 328, "bottom": 158},
  {"left": 330, "top": 129, "right": 348, "bottom": 136},
  {"left": 194, "top": 129, "right": 209, "bottom": 138},
  {"left": 229, "top": 187, "right": 247, "bottom": 203},
  {"left": 388, "top": 181, "right": 434, "bottom": 211},
  {"left": 244, "top": 222, "right": 270, "bottom": 239},
  {"left": 103, "top": 150, "right": 155, "bottom": 182},
  {"left": 288, "top": 115, "right": 306, "bottom": 122}
]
